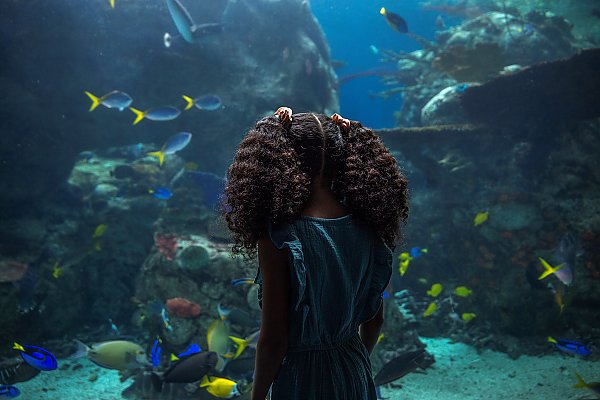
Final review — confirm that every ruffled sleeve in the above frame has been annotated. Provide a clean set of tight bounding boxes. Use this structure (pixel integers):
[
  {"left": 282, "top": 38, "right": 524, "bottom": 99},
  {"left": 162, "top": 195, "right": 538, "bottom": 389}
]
[
  {"left": 359, "top": 239, "right": 393, "bottom": 325},
  {"left": 253, "top": 222, "right": 307, "bottom": 314}
]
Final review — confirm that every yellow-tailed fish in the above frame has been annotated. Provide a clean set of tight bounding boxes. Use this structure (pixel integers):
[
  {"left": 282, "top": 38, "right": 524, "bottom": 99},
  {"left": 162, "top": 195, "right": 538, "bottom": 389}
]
[
  {"left": 84, "top": 90, "right": 131, "bottom": 111},
  {"left": 182, "top": 94, "right": 222, "bottom": 111},
  {"left": 92, "top": 224, "right": 107, "bottom": 239},
  {"left": 52, "top": 260, "right": 63, "bottom": 279},
  {"left": 147, "top": 132, "right": 192, "bottom": 167},
  {"left": 473, "top": 211, "right": 489, "bottom": 226},
  {"left": 461, "top": 313, "right": 477, "bottom": 322},
  {"left": 170, "top": 353, "right": 179, "bottom": 362},
  {"left": 376, "top": 333, "right": 385, "bottom": 346},
  {"left": 573, "top": 372, "right": 600, "bottom": 396},
  {"left": 426, "top": 283, "right": 443, "bottom": 298},
  {"left": 109, "top": 0, "right": 115, "bottom": 8},
  {"left": 537, "top": 257, "right": 565, "bottom": 281},
  {"left": 228, "top": 330, "right": 260, "bottom": 359},
  {"left": 129, "top": 106, "right": 181, "bottom": 125},
  {"left": 454, "top": 286, "right": 473, "bottom": 297},
  {"left": 423, "top": 302, "right": 437, "bottom": 317},
  {"left": 199, "top": 376, "right": 240, "bottom": 399}
]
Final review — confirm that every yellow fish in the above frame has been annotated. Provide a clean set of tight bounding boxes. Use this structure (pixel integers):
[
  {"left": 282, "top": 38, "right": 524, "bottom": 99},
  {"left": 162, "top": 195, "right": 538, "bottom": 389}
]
[
  {"left": 454, "top": 286, "right": 473, "bottom": 297},
  {"left": 109, "top": 0, "right": 115, "bottom": 8},
  {"left": 473, "top": 211, "right": 489, "bottom": 226},
  {"left": 199, "top": 376, "right": 240, "bottom": 399},
  {"left": 92, "top": 224, "right": 107, "bottom": 239},
  {"left": 537, "top": 257, "right": 565, "bottom": 280},
  {"left": 423, "top": 302, "right": 437, "bottom": 317},
  {"left": 52, "top": 261, "right": 64, "bottom": 279},
  {"left": 376, "top": 333, "right": 385, "bottom": 346},
  {"left": 398, "top": 252, "right": 412, "bottom": 276},
  {"left": 461, "top": 313, "right": 477, "bottom": 322},
  {"left": 555, "top": 290, "right": 565, "bottom": 315},
  {"left": 427, "top": 283, "right": 443, "bottom": 298}
]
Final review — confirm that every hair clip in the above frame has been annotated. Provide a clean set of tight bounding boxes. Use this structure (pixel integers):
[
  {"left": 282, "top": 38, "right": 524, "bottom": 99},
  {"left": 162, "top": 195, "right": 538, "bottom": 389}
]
[
  {"left": 331, "top": 113, "right": 350, "bottom": 133},
  {"left": 275, "top": 107, "right": 293, "bottom": 129}
]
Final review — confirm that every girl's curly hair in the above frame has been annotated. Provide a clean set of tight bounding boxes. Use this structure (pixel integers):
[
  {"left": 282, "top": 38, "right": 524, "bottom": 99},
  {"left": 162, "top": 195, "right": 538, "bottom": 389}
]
[{"left": 222, "top": 112, "right": 408, "bottom": 258}]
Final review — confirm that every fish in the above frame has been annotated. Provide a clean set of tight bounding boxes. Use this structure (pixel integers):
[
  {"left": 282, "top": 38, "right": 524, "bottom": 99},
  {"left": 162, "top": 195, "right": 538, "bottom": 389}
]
[
  {"left": 164, "top": 0, "right": 224, "bottom": 47},
  {"left": 574, "top": 372, "right": 600, "bottom": 398},
  {"left": 175, "top": 344, "right": 202, "bottom": 360},
  {"left": 217, "top": 304, "right": 259, "bottom": 328},
  {"left": 51, "top": 260, "right": 63, "bottom": 279},
  {"left": 151, "top": 351, "right": 218, "bottom": 393},
  {"left": 84, "top": 90, "right": 132, "bottom": 112},
  {"left": 129, "top": 106, "right": 181, "bottom": 125},
  {"left": 461, "top": 313, "right": 476, "bottom": 322},
  {"left": 92, "top": 224, "right": 107, "bottom": 239},
  {"left": 223, "top": 356, "right": 255, "bottom": 380},
  {"left": 108, "top": 318, "right": 120, "bottom": 336},
  {"left": 379, "top": 7, "right": 408, "bottom": 33},
  {"left": 373, "top": 349, "right": 430, "bottom": 386},
  {"left": 151, "top": 338, "right": 162, "bottom": 368},
  {"left": 187, "top": 171, "right": 226, "bottom": 208},
  {"left": 12, "top": 343, "right": 57, "bottom": 371},
  {"left": 426, "top": 283, "right": 443, "bottom": 297},
  {"left": 423, "top": 302, "right": 437, "bottom": 317},
  {"left": 376, "top": 333, "right": 385, "bottom": 346},
  {"left": 0, "top": 385, "right": 20, "bottom": 398},
  {"left": 228, "top": 330, "right": 260, "bottom": 359},
  {"left": 409, "top": 247, "right": 428, "bottom": 259},
  {"left": 161, "top": 308, "right": 173, "bottom": 332},
  {"left": 182, "top": 94, "right": 222, "bottom": 111},
  {"left": 149, "top": 187, "right": 173, "bottom": 200},
  {"left": 369, "top": 44, "right": 379, "bottom": 55},
  {"left": 207, "top": 319, "right": 231, "bottom": 371},
  {"left": 109, "top": 0, "right": 115, "bottom": 8},
  {"left": 199, "top": 376, "right": 240, "bottom": 399},
  {"left": 71, "top": 339, "right": 150, "bottom": 371},
  {"left": 147, "top": 132, "right": 192, "bottom": 166},
  {"left": 398, "top": 252, "right": 412, "bottom": 276},
  {"left": 548, "top": 337, "right": 591, "bottom": 356},
  {"left": 231, "top": 278, "right": 254, "bottom": 287},
  {"left": 0, "top": 361, "right": 40, "bottom": 385},
  {"left": 537, "top": 257, "right": 565, "bottom": 282},
  {"left": 473, "top": 211, "right": 489, "bottom": 226},
  {"left": 553, "top": 233, "right": 577, "bottom": 286},
  {"left": 454, "top": 286, "right": 473, "bottom": 297}
]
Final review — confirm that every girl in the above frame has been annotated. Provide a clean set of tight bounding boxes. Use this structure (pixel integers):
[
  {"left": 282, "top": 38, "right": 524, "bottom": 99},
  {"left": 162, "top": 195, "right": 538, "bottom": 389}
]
[{"left": 223, "top": 107, "right": 408, "bottom": 399}]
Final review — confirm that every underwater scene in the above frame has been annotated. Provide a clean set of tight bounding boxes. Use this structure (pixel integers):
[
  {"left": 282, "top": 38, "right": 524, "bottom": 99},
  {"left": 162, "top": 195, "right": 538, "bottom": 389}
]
[{"left": 1, "top": 0, "right": 600, "bottom": 399}]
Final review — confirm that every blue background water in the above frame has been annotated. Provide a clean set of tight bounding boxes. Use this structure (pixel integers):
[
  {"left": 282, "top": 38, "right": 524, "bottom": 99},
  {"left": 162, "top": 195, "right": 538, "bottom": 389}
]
[{"left": 311, "top": 0, "right": 444, "bottom": 128}]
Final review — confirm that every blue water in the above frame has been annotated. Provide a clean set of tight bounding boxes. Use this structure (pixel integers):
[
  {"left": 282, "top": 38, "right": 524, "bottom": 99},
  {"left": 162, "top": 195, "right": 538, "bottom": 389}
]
[{"left": 311, "top": 0, "right": 441, "bottom": 128}]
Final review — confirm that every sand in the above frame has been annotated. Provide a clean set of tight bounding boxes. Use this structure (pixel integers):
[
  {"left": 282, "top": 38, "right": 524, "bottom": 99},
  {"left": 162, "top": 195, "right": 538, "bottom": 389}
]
[{"left": 14, "top": 338, "right": 599, "bottom": 399}]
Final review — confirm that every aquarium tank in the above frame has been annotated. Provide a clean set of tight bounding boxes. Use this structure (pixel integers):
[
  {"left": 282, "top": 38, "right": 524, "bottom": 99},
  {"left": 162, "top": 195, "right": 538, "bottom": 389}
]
[{"left": 0, "top": 0, "right": 599, "bottom": 399}]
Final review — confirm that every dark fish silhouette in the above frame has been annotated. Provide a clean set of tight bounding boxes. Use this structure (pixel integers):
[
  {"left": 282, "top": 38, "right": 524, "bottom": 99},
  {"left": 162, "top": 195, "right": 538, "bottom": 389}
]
[
  {"left": 151, "top": 351, "right": 218, "bottom": 392},
  {"left": 0, "top": 361, "right": 40, "bottom": 385},
  {"left": 374, "top": 348, "right": 430, "bottom": 386}
]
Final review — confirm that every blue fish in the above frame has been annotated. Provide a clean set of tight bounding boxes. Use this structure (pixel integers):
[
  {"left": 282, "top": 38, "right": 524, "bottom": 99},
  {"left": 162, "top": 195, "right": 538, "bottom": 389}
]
[
  {"left": 182, "top": 94, "right": 222, "bottom": 111},
  {"left": 147, "top": 132, "right": 193, "bottom": 166},
  {"left": 455, "top": 83, "right": 470, "bottom": 93},
  {"left": 231, "top": 277, "right": 254, "bottom": 287},
  {"left": 187, "top": 171, "right": 225, "bottom": 208},
  {"left": 13, "top": 343, "right": 57, "bottom": 371},
  {"left": 548, "top": 337, "right": 591, "bottom": 356},
  {"left": 382, "top": 291, "right": 390, "bottom": 300},
  {"left": 149, "top": 187, "right": 173, "bottom": 200},
  {"left": 409, "top": 247, "right": 428, "bottom": 259},
  {"left": 151, "top": 338, "right": 162, "bottom": 368},
  {"left": 0, "top": 385, "right": 20, "bottom": 398},
  {"left": 129, "top": 106, "right": 181, "bottom": 125},
  {"left": 85, "top": 90, "right": 133, "bottom": 112},
  {"left": 164, "top": 0, "right": 224, "bottom": 47},
  {"left": 177, "top": 344, "right": 202, "bottom": 358}
]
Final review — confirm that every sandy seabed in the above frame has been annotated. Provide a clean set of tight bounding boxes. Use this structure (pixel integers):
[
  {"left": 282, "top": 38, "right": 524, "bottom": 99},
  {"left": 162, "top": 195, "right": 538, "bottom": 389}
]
[{"left": 16, "top": 338, "right": 599, "bottom": 400}]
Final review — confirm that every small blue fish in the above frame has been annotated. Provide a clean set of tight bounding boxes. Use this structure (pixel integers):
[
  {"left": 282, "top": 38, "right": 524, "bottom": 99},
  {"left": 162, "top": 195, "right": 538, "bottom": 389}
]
[
  {"left": 108, "top": 318, "right": 120, "bottom": 336},
  {"left": 548, "top": 337, "right": 591, "bottom": 356},
  {"left": 231, "top": 277, "right": 254, "bottom": 287},
  {"left": 183, "top": 94, "right": 222, "bottom": 111},
  {"left": 409, "top": 247, "right": 428, "bottom": 259},
  {"left": 149, "top": 187, "right": 173, "bottom": 200},
  {"left": 0, "top": 385, "right": 20, "bottom": 398},
  {"left": 151, "top": 338, "right": 162, "bottom": 368},
  {"left": 85, "top": 90, "right": 133, "bottom": 112},
  {"left": 13, "top": 343, "right": 58, "bottom": 371},
  {"left": 161, "top": 308, "right": 173, "bottom": 332},
  {"left": 177, "top": 343, "right": 202, "bottom": 358},
  {"left": 147, "top": 132, "right": 193, "bottom": 166},
  {"left": 129, "top": 106, "right": 181, "bottom": 125},
  {"left": 382, "top": 291, "right": 390, "bottom": 300}
]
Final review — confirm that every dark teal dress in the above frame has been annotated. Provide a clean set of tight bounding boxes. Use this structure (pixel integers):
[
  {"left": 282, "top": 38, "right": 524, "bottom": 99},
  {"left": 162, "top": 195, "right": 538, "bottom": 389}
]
[{"left": 254, "top": 214, "right": 393, "bottom": 400}]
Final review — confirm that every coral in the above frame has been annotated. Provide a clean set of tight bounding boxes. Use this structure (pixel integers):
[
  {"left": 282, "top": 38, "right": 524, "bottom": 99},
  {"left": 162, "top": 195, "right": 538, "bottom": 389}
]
[
  {"left": 166, "top": 297, "right": 201, "bottom": 318},
  {"left": 0, "top": 260, "right": 28, "bottom": 282},
  {"left": 154, "top": 233, "right": 178, "bottom": 261}
]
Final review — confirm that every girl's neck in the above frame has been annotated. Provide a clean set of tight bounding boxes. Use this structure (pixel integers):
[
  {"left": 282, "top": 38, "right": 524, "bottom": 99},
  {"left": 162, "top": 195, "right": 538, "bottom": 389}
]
[{"left": 301, "top": 178, "right": 348, "bottom": 218}]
